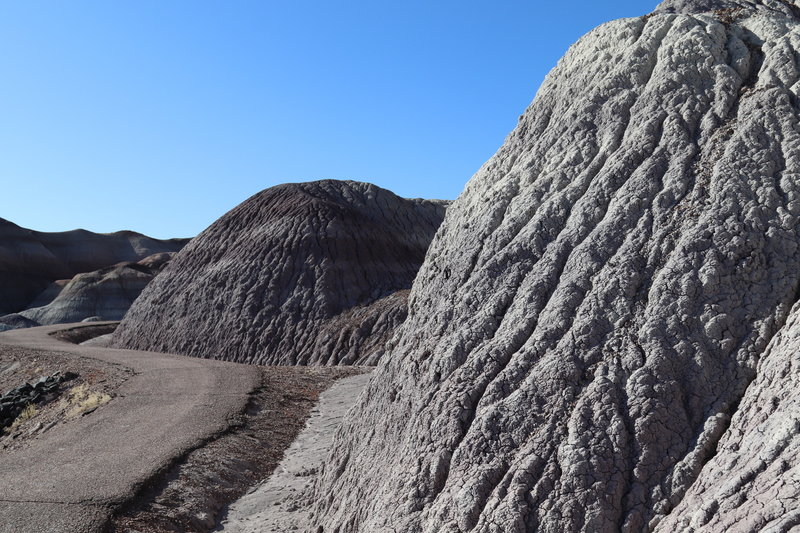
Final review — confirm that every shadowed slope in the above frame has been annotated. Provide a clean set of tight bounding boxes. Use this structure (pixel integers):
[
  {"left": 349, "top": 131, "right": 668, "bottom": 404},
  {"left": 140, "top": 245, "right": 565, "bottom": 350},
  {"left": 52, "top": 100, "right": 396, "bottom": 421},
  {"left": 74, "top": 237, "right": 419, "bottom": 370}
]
[
  {"left": 310, "top": 3, "right": 800, "bottom": 532},
  {"left": 20, "top": 253, "right": 176, "bottom": 326},
  {"left": 0, "top": 219, "right": 188, "bottom": 315},
  {"left": 112, "top": 180, "right": 447, "bottom": 366}
]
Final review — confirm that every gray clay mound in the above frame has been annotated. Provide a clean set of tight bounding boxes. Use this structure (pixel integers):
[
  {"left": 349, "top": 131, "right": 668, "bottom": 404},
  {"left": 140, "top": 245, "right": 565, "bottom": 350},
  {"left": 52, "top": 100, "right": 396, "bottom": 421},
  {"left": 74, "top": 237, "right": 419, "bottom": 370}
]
[
  {"left": 25, "top": 279, "right": 70, "bottom": 309},
  {"left": 0, "top": 314, "right": 40, "bottom": 333},
  {"left": 655, "top": 0, "right": 800, "bottom": 16},
  {"left": 19, "top": 252, "right": 177, "bottom": 325},
  {"left": 112, "top": 180, "right": 447, "bottom": 365},
  {"left": 0, "top": 218, "right": 188, "bottom": 315},
  {"left": 309, "top": 2, "right": 800, "bottom": 532},
  {"left": 654, "top": 298, "right": 800, "bottom": 532}
]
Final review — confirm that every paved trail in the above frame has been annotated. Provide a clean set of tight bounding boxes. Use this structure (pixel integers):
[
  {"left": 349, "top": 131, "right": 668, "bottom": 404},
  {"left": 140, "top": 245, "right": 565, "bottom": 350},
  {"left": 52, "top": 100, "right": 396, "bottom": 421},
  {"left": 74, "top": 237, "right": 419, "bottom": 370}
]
[{"left": 0, "top": 323, "right": 260, "bottom": 533}]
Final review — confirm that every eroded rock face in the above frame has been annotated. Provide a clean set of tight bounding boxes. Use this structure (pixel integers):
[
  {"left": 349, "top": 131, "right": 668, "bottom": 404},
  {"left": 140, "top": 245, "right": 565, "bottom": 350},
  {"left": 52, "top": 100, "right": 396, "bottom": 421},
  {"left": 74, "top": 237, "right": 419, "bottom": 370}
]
[
  {"left": 0, "top": 314, "right": 40, "bottom": 333},
  {"left": 0, "top": 219, "right": 188, "bottom": 315},
  {"left": 654, "top": 299, "right": 800, "bottom": 532},
  {"left": 112, "top": 180, "right": 447, "bottom": 366},
  {"left": 19, "top": 253, "right": 176, "bottom": 326},
  {"left": 311, "top": 4, "right": 800, "bottom": 532},
  {"left": 655, "top": 0, "right": 800, "bottom": 17}
]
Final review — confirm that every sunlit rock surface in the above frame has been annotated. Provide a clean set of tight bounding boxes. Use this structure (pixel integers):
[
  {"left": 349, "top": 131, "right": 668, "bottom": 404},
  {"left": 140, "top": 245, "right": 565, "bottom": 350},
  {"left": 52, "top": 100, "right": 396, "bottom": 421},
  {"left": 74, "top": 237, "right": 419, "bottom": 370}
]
[{"left": 310, "top": 2, "right": 800, "bottom": 531}]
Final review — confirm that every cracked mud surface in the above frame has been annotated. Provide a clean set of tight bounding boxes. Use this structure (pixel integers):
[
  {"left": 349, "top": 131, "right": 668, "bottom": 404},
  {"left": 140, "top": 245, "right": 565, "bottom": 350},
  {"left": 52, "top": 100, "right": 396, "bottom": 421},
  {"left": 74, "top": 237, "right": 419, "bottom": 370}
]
[
  {"left": 112, "top": 180, "right": 447, "bottom": 366},
  {"left": 656, "top": 0, "right": 800, "bottom": 17},
  {"left": 309, "top": 3, "right": 800, "bottom": 532},
  {"left": 655, "top": 300, "right": 800, "bottom": 532}
]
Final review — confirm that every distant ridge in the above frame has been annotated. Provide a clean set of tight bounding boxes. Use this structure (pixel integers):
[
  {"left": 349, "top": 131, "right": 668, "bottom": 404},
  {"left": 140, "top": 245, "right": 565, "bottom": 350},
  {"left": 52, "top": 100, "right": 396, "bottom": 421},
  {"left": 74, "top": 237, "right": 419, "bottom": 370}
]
[
  {"left": 0, "top": 218, "right": 188, "bottom": 315},
  {"left": 17, "top": 252, "right": 177, "bottom": 326}
]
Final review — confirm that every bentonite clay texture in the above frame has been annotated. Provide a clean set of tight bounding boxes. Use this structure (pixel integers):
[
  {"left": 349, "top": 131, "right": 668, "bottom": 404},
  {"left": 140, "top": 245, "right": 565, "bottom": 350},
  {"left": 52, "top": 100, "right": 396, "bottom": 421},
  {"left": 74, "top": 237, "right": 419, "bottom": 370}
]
[
  {"left": 655, "top": 0, "right": 800, "bottom": 17},
  {"left": 309, "top": 3, "right": 800, "bottom": 532},
  {"left": 0, "top": 218, "right": 187, "bottom": 315},
  {"left": 18, "top": 252, "right": 176, "bottom": 326},
  {"left": 654, "top": 299, "right": 800, "bottom": 532},
  {"left": 112, "top": 180, "right": 447, "bottom": 365}
]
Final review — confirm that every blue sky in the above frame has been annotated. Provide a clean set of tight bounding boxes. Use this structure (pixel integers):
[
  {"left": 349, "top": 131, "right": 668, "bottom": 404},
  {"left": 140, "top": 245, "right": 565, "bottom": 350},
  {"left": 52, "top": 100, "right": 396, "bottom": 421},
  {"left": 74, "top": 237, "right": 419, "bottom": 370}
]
[{"left": 0, "top": 1, "right": 655, "bottom": 239}]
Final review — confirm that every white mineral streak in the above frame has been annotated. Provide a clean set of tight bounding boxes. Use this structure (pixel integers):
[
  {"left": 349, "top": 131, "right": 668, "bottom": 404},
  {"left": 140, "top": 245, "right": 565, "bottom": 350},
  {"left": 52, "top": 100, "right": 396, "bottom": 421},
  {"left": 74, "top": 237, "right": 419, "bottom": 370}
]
[{"left": 310, "top": 4, "right": 800, "bottom": 532}]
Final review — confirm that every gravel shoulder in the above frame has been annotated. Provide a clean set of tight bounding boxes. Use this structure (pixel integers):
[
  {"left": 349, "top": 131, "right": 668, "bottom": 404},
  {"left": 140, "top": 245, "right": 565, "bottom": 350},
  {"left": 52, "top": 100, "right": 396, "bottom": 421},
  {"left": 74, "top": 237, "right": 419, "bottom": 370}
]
[
  {"left": 109, "top": 365, "right": 371, "bottom": 533},
  {"left": 0, "top": 323, "right": 371, "bottom": 533},
  {"left": 0, "top": 326, "right": 131, "bottom": 452},
  {"left": 0, "top": 323, "right": 260, "bottom": 533},
  {"left": 0, "top": 345, "right": 130, "bottom": 453},
  {"left": 216, "top": 372, "right": 372, "bottom": 533}
]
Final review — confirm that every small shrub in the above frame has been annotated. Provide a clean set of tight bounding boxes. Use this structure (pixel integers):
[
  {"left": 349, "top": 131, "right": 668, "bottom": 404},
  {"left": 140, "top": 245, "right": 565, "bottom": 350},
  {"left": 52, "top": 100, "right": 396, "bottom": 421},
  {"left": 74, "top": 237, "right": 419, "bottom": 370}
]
[
  {"left": 5, "top": 404, "right": 38, "bottom": 433},
  {"left": 715, "top": 7, "right": 745, "bottom": 25},
  {"left": 61, "top": 384, "right": 111, "bottom": 419}
]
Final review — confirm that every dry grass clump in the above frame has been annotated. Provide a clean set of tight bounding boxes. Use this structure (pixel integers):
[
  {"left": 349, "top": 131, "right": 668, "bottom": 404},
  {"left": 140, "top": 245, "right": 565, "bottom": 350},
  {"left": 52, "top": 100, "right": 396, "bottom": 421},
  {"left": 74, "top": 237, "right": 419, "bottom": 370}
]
[
  {"left": 60, "top": 384, "right": 111, "bottom": 419},
  {"left": 5, "top": 404, "right": 37, "bottom": 433}
]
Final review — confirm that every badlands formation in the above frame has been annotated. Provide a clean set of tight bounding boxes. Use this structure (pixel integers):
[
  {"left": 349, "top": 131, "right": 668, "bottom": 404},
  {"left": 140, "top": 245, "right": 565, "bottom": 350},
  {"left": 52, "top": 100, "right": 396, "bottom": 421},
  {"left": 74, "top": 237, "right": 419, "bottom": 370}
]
[
  {"left": 7, "top": 0, "right": 800, "bottom": 531},
  {"left": 0, "top": 218, "right": 187, "bottom": 316},
  {"left": 18, "top": 252, "right": 176, "bottom": 326},
  {"left": 302, "top": 0, "right": 800, "bottom": 532},
  {"left": 112, "top": 180, "right": 447, "bottom": 365}
]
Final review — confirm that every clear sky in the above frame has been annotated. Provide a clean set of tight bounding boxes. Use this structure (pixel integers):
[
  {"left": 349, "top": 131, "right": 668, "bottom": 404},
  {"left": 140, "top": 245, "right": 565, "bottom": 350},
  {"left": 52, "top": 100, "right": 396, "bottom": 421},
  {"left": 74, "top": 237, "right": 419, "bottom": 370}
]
[{"left": 0, "top": 1, "right": 656, "bottom": 239}]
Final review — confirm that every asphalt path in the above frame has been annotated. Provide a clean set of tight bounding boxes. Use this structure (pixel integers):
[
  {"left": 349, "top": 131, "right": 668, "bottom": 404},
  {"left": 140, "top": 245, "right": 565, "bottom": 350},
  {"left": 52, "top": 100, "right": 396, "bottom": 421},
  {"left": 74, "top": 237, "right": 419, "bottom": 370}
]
[{"left": 0, "top": 323, "right": 260, "bottom": 533}]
